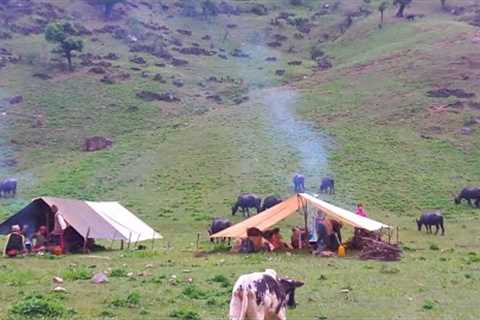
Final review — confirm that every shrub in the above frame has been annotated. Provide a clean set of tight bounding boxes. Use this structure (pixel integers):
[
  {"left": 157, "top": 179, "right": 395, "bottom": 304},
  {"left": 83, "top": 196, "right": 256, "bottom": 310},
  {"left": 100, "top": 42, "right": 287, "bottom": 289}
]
[
  {"left": 182, "top": 285, "right": 208, "bottom": 299},
  {"left": 62, "top": 265, "right": 92, "bottom": 281},
  {"left": 422, "top": 299, "right": 435, "bottom": 310},
  {"left": 429, "top": 244, "right": 439, "bottom": 251},
  {"left": 209, "top": 275, "right": 231, "bottom": 288},
  {"left": 9, "top": 294, "right": 75, "bottom": 319},
  {"left": 170, "top": 309, "right": 201, "bottom": 320},
  {"left": 110, "top": 291, "right": 141, "bottom": 308},
  {"left": 110, "top": 267, "right": 128, "bottom": 277}
]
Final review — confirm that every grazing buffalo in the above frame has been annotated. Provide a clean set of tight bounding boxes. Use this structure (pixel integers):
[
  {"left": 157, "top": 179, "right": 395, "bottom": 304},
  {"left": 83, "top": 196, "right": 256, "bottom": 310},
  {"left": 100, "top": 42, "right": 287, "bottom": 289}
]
[
  {"left": 0, "top": 178, "right": 17, "bottom": 197},
  {"left": 229, "top": 269, "right": 304, "bottom": 320},
  {"left": 208, "top": 218, "right": 231, "bottom": 243},
  {"left": 292, "top": 174, "right": 305, "bottom": 193},
  {"left": 417, "top": 212, "right": 445, "bottom": 235},
  {"left": 454, "top": 187, "right": 480, "bottom": 207},
  {"left": 232, "top": 193, "right": 262, "bottom": 217},
  {"left": 319, "top": 177, "right": 335, "bottom": 194},
  {"left": 261, "top": 195, "right": 282, "bottom": 212}
]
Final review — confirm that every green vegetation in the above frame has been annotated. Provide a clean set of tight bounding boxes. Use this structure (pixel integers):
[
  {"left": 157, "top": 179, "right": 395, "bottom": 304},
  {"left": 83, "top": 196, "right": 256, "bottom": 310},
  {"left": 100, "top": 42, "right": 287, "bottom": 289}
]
[
  {"left": 9, "top": 294, "right": 75, "bottom": 319},
  {"left": 1, "top": 0, "right": 480, "bottom": 319}
]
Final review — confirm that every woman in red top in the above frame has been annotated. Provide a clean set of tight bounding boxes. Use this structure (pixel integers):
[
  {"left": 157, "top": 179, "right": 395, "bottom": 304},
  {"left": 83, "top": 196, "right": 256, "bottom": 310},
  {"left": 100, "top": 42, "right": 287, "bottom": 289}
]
[{"left": 356, "top": 203, "right": 368, "bottom": 217}]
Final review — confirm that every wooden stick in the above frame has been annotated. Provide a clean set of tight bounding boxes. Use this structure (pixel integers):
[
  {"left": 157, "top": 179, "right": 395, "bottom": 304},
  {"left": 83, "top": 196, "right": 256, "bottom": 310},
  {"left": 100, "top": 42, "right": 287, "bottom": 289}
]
[
  {"left": 127, "top": 232, "right": 132, "bottom": 250},
  {"left": 134, "top": 233, "right": 141, "bottom": 248},
  {"left": 83, "top": 227, "right": 91, "bottom": 254},
  {"left": 151, "top": 230, "right": 155, "bottom": 250},
  {"left": 110, "top": 231, "right": 117, "bottom": 250},
  {"left": 120, "top": 240, "right": 124, "bottom": 250},
  {"left": 196, "top": 233, "right": 200, "bottom": 250},
  {"left": 396, "top": 226, "right": 399, "bottom": 244}
]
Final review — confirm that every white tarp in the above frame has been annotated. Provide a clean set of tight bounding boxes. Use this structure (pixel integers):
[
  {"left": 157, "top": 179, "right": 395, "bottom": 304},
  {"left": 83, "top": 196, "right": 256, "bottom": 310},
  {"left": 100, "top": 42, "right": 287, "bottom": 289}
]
[
  {"left": 300, "top": 193, "right": 391, "bottom": 232},
  {"left": 86, "top": 201, "right": 162, "bottom": 241}
]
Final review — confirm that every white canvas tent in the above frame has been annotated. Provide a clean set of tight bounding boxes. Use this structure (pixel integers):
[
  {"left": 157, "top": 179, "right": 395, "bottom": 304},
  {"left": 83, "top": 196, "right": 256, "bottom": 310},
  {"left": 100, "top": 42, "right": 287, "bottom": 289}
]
[
  {"left": 211, "top": 193, "right": 391, "bottom": 239},
  {"left": 0, "top": 197, "right": 162, "bottom": 242}
]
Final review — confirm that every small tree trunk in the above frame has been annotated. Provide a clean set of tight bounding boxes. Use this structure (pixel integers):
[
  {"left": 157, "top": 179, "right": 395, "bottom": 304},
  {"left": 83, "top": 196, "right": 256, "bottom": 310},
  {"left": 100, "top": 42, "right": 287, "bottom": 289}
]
[
  {"left": 65, "top": 50, "right": 72, "bottom": 71},
  {"left": 441, "top": 0, "right": 446, "bottom": 10},
  {"left": 396, "top": 4, "right": 406, "bottom": 17},
  {"left": 105, "top": 3, "right": 113, "bottom": 19}
]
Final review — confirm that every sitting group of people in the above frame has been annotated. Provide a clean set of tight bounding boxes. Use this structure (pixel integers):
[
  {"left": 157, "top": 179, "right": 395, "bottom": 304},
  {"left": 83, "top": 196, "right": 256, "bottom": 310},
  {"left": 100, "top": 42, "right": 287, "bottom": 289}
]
[
  {"left": 3, "top": 224, "right": 53, "bottom": 257},
  {"left": 231, "top": 227, "right": 292, "bottom": 253},
  {"left": 2, "top": 224, "right": 101, "bottom": 258}
]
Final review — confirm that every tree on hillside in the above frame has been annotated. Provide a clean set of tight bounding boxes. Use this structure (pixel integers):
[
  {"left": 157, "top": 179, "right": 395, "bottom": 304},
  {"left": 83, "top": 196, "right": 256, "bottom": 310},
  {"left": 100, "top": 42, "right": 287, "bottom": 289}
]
[
  {"left": 378, "top": 1, "right": 388, "bottom": 28},
  {"left": 45, "top": 22, "right": 83, "bottom": 71},
  {"left": 393, "top": 0, "right": 412, "bottom": 18},
  {"left": 440, "top": 0, "right": 447, "bottom": 10},
  {"left": 97, "top": 0, "right": 124, "bottom": 19}
]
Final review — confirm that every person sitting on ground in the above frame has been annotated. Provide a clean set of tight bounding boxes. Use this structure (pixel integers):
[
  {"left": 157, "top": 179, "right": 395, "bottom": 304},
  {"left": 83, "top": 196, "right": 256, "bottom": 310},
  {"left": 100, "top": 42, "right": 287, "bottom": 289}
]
[
  {"left": 3, "top": 225, "right": 26, "bottom": 258},
  {"left": 262, "top": 228, "right": 291, "bottom": 251},
  {"left": 32, "top": 226, "right": 48, "bottom": 252},
  {"left": 355, "top": 203, "right": 368, "bottom": 217}
]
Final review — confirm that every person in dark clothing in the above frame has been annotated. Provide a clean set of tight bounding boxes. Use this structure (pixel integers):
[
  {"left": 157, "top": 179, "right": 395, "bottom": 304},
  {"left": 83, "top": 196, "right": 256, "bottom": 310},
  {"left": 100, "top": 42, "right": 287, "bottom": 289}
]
[{"left": 3, "top": 225, "right": 25, "bottom": 257}]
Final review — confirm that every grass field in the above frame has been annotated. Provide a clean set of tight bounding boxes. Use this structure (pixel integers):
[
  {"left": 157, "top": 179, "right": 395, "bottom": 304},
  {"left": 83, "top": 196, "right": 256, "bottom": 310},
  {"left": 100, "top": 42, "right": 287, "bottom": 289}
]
[{"left": 1, "top": 0, "right": 480, "bottom": 319}]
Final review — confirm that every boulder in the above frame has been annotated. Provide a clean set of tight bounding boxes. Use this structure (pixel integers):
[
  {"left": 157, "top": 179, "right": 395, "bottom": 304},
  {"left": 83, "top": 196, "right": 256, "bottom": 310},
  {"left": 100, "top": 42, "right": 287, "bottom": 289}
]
[
  {"left": 129, "top": 56, "right": 147, "bottom": 64},
  {"left": 172, "top": 79, "right": 184, "bottom": 87},
  {"left": 103, "top": 53, "right": 120, "bottom": 60},
  {"left": 136, "top": 91, "right": 179, "bottom": 102},
  {"left": 89, "top": 67, "right": 106, "bottom": 74},
  {"left": 91, "top": 272, "right": 108, "bottom": 284},
  {"left": 9, "top": 96, "right": 23, "bottom": 105},
  {"left": 82, "top": 136, "right": 113, "bottom": 152}
]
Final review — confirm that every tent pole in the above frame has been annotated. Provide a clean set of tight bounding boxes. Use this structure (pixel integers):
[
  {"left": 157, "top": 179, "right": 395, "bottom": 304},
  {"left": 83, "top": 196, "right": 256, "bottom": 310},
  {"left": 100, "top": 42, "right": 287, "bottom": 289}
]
[
  {"left": 396, "top": 226, "right": 399, "bottom": 244},
  {"left": 120, "top": 240, "right": 124, "bottom": 250},
  {"left": 151, "top": 230, "right": 155, "bottom": 250},
  {"left": 134, "top": 233, "right": 141, "bottom": 248},
  {"left": 83, "top": 227, "right": 91, "bottom": 254},
  {"left": 303, "top": 198, "right": 308, "bottom": 248},
  {"left": 110, "top": 231, "right": 117, "bottom": 250},
  {"left": 127, "top": 232, "right": 132, "bottom": 250}
]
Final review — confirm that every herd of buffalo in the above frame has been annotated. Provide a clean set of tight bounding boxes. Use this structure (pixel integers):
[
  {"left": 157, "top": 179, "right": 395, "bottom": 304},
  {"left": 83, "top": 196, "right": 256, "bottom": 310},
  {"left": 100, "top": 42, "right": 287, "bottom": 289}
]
[{"left": 210, "top": 175, "right": 480, "bottom": 240}]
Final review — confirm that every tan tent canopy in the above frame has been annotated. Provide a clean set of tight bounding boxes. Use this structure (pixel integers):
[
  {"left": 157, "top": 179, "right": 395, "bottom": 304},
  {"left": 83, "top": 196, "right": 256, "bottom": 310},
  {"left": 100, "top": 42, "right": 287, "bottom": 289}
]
[
  {"left": 210, "top": 193, "right": 391, "bottom": 239},
  {"left": 0, "top": 197, "right": 162, "bottom": 241}
]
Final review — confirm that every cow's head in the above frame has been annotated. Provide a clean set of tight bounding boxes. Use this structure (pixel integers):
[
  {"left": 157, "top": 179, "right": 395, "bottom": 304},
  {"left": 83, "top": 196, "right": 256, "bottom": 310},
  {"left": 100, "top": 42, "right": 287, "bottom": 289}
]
[{"left": 279, "top": 278, "right": 304, "bottom": 308}]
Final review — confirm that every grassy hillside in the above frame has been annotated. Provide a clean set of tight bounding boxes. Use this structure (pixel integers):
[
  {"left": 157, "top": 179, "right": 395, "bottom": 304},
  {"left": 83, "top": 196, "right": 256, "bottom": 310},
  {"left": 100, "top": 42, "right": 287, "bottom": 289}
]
[{"left": 1, "top": 0, "right": 480, "bottom": 319}]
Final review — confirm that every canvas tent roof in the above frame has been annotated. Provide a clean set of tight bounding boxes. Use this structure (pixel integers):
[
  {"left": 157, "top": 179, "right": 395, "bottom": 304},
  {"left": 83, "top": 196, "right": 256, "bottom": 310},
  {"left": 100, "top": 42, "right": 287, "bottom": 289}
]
[
  {"left": 0, "top": 197, "right": 162, "bottom": 241},
  {"left": 211, "top": 193, "right": 391, "bottom": 238}
]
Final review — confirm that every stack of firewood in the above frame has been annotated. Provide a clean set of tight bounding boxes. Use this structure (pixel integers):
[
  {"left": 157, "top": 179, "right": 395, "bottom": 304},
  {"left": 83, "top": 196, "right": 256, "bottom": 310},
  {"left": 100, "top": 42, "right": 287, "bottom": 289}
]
[{"left": 347, "top": 229, "right": 402, "bottom": 261}]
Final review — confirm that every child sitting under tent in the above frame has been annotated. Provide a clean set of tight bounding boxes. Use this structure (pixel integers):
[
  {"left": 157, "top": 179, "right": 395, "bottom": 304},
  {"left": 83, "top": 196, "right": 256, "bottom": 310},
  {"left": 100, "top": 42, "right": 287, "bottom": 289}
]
[
  {"left": 3, "top": 225, "right": 26, "bottom": 257},
  {"left": 262, "top": 228, "right": 291, "bottom": 251}
]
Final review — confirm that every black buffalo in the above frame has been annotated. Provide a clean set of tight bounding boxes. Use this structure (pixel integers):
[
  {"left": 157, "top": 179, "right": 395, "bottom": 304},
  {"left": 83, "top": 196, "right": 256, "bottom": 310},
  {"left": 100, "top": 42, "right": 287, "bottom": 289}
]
[
  {"left": 319, "top": 177, "right": 335, "bottom": 194},
  {"left": 417, "top": 212, "right": 444, "bottom": 235},
  {"left": 232, "top": 193, "right": 262, "bottom": 217},
  {"left": 0, "top": 178, "right": 17, "bottom": 197},
  {"left": 208, "top": 218, "right": 231, "bottom": 243},
  {"left": 454, "top": 187, "right": 480, "bottom": 207},
  {"left": 261, "top": 195, "right": 282, "bottom": 211},
  {"left": 292, "top": 174, "right": 305, "bottom": 193}
]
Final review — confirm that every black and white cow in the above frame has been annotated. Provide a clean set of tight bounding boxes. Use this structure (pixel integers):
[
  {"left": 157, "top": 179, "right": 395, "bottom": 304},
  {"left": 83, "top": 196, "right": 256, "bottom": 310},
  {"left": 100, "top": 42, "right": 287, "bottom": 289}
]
[{"left": 229, "top": 269, "right": 304, "bottom": 320}]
